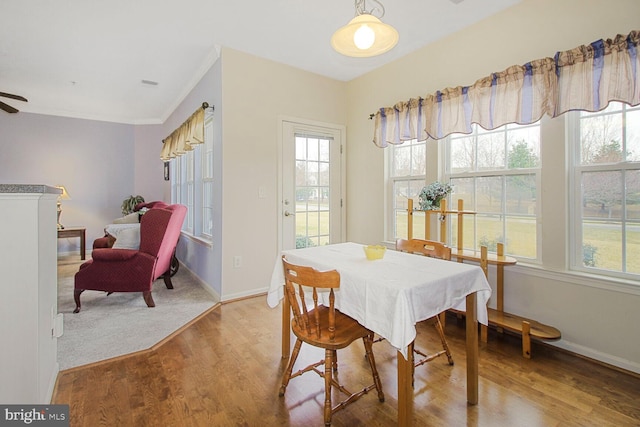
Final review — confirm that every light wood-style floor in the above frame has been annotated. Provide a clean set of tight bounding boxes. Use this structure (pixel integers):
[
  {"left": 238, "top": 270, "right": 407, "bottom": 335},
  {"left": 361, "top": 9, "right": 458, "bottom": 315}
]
[{"left": 53, "top": 295, "right": 640, "bottom": 426}]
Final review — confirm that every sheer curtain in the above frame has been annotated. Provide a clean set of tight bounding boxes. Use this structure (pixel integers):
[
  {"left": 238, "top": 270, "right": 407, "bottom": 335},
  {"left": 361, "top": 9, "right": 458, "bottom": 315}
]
[{"left": 372, "top": 30, "right": 639, "bottom": 147}]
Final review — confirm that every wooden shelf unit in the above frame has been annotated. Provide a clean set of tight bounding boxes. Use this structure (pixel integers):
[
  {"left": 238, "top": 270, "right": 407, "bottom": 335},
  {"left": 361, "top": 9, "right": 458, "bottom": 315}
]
[{"left": 407, "top": 198, "right": 560, "bottom": 358}]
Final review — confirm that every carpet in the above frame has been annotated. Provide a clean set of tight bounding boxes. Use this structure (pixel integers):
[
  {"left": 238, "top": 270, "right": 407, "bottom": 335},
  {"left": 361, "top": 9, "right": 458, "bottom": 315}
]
[{"left": 56, "top": 256, "right": 218, "bottom": 370}]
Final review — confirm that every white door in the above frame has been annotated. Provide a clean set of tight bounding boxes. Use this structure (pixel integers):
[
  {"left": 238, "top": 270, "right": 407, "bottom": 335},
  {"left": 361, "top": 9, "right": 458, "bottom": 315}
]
[{"left": 279, "top": 119, "right": 345, "bottom": 251}]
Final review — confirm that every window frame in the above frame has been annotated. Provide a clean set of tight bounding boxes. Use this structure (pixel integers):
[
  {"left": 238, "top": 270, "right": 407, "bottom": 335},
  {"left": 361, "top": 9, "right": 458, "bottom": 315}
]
[
  {"left": 201, "top": 116, "right": 214, "bottom": 239},
  {"left": 169, "top": 112, "right": 214, "bottom": 243},
  {"left": 385, "top": 138, "right": 428, "bottom": 241},
  {"left": 444, "top": 122, "right": 542, "bottom": 262},
  {"left": 568, "top": 102, "right": 640, "bottom": 280},
  {"left": 384, "top": 122, "right": 542, "bottom": 262}
]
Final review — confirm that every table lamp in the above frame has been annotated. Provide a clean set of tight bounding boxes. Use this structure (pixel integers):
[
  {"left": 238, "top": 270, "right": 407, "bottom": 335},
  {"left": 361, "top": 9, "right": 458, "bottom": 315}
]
[{"left": 56, "top": 185, "right": 71, "bottom": 230}]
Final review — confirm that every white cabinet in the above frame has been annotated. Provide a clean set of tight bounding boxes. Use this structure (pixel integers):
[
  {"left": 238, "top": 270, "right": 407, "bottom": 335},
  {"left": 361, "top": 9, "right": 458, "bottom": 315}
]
[{"left": 0, "top": 185, "right": 61, "bottom": 403}]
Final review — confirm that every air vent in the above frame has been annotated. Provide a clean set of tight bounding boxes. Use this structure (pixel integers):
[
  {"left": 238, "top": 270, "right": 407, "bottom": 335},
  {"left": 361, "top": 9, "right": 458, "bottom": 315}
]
[{"left": 141, "top": 79, "right": 159, "bottom": 86}]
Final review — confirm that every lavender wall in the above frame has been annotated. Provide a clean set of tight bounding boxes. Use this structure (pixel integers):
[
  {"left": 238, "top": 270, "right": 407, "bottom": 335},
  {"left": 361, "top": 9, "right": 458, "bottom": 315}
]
[
  {"left": 162, "top": 57, "right": 222, "bottom": 299},
  {"left": 0, "top": 112, "right": 137, "bottom": 254},
  {"left": 134, "top": 124, "right": 166, "bottom": 203}
]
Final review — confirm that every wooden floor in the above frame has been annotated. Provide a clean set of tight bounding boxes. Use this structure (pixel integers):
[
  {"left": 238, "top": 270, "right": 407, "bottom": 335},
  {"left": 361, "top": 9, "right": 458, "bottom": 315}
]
[{"left": 52, "top": 295, "right": 640, "bottom": 427}]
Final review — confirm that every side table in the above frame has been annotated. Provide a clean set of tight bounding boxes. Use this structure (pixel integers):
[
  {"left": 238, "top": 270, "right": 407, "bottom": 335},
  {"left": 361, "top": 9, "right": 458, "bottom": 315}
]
[{"left": 57, "top": 226, "right": 86, "bottom": 260}]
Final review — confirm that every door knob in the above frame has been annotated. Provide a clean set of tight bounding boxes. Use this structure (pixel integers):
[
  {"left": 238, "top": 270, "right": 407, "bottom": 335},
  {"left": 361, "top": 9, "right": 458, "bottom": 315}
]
[{"left": 284, "top": 210, "right": 295, "bottom": 217}]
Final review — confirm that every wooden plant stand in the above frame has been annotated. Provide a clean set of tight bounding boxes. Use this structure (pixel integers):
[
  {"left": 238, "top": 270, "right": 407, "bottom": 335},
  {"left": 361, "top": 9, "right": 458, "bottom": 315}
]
[{"left": 407, "top": 198, "right": 561, "bottom": 358}]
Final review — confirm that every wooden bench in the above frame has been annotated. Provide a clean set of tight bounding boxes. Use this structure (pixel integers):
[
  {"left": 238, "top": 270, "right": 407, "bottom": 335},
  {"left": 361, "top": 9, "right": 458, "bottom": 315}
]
[
  {"left": 486, "top": 308, "right": 561, "bottom": 358},
  {"left": 407, "top": 198, "right": 561, "bottom": 358},
  {"left": 455, "top": 245, "right": 561, "bottom": 358}
]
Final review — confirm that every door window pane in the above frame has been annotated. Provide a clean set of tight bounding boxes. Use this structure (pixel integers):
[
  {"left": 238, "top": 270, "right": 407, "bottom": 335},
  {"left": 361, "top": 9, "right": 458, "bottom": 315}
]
[{"left": 294, "top": 134, "right": 333, "bottom": 248}]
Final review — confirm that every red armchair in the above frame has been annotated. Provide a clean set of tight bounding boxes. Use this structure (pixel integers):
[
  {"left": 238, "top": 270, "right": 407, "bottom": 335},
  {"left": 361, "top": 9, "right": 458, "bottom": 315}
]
[
  {"left": 73, "top": 203, "right": 187, "bottom": 313},
  {"left": 92, "top": 200, "right": 180, "bottom": 275}
]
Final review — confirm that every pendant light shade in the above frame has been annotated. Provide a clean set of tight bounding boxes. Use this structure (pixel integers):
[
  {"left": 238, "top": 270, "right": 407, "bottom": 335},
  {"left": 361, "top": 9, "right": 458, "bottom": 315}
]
[{"left": 331, "top": 2, "right": 399, "bottom": 57}]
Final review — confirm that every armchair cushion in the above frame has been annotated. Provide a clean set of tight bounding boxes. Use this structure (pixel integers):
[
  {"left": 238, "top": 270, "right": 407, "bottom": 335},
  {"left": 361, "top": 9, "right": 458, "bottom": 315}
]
[
  {"left": 111, "top": 227, "right": 141, "bottom": 250},
  {"left": 113, "top": 212, "right": 140, "bottom": 224}
]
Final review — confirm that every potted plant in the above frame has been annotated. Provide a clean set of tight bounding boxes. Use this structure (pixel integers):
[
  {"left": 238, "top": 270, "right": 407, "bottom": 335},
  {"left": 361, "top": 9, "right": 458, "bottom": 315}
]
[
  {"left": 121, "top": 195, "right": 145, "bottom": 216},
  {"left": 418, "top": 182, "right": 452, "bottom": 210}
]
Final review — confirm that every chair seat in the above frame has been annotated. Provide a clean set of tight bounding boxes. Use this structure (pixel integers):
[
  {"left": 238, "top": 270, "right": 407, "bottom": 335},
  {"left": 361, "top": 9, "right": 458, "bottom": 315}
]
[{"left": 292, "top": 305, "right": 372, "bottom": 350}]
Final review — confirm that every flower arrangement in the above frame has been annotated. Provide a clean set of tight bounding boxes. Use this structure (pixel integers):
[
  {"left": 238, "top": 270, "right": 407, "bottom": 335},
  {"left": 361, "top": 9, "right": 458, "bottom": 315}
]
[{"left": 418, "top": 181, "right": 452, "bottom": 210}]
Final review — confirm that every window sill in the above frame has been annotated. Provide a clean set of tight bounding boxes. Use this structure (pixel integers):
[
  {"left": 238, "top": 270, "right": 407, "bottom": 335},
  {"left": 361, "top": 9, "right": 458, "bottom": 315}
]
[
  {"left": 180, "top": 231, "right": 213, "bottom": 248},
  {"left": 507, "top": 262, "right": 640, "bottom": 296}
]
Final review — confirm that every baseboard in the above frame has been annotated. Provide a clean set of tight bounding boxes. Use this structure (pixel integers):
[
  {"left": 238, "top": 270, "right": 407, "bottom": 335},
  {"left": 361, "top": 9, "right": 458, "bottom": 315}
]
[
  {"left": 546, "top": 339, "right": 640, "bottom": 376},
  {"left": 221, "top": 287, "right": 269, "bottom": 303}
]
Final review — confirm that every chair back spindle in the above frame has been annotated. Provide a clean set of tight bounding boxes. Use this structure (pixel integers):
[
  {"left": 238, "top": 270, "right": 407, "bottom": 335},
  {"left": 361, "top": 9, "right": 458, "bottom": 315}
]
[{"left": 282, "top": 256, "right": 339, "bottom": 342}]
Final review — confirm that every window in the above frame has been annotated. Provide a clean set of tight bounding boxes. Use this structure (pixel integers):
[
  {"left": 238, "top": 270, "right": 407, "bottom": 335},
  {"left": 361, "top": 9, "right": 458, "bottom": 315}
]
[
  {"left": 294, "top": 134, "right": 332, "bottom": 248},
  {"left": 387, "top": 138, "right": 427, "bottom": 240},
  {"left": 170, "top": 149, "right": 195, "bottom": 234},
  {"left": 571, "top": 102, "right": 640, "bottom": 278},
  {"left": 170, "top": 114, "right": 214, "bottom": 242},
  {"left": 386, "top": 122, "right": 541, "bottom": 260},
  {"left": 445, "top": 123, "right": 541, "bottom": 260},
  {"left": 202, "top": 116, "right": 214, "bottom": 238}
]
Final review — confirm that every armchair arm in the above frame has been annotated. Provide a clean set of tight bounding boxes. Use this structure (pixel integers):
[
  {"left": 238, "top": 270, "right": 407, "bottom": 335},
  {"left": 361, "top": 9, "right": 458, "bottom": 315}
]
[
  {"left": 75, "top": 250, "right": 158, "bottom": 293},
  {"left": 91, "top": 248, "right": 139, "bottom": 262}
]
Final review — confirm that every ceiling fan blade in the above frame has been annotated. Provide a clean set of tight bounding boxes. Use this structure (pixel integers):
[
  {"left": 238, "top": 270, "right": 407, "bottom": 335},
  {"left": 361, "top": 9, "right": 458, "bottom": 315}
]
[
  {"left": 0, "top": 100, "right": 19, "bottom": 113},
  {"left": 0, "top": 92, "right": 28, "bottom": 102}
]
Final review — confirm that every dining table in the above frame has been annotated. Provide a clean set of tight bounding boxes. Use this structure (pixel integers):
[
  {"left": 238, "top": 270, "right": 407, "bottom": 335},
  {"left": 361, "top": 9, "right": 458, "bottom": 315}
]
[{"left": 267, "top": 242, "right": 492, "bottom": 426}]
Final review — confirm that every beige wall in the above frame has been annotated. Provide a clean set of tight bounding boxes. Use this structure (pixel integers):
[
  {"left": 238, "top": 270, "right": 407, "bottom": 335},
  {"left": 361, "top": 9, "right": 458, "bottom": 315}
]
[
  {"left": 346, "top": 0, "right": 640, "bottom": 371},
  {"left": 219, "top": 48, "right": 347, "bottom": 300}
]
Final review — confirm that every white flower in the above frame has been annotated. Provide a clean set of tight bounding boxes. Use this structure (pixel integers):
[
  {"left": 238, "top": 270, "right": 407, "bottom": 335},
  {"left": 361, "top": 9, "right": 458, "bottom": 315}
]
[{"left": 418, "top": 182, "right": 452, "bottom": 210}]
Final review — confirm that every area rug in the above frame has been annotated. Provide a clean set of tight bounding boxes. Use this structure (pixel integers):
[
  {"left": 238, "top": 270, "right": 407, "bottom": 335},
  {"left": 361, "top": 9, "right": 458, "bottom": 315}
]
[{"left": 56, "top": 256, "right": 218, "bottom": 370}]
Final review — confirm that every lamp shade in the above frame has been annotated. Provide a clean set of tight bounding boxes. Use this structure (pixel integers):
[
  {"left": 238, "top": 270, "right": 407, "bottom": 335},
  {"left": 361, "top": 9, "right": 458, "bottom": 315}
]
[
  {"left": 331, "top": 14, "right": 399, "bottom": 57},
  {"left": 56, "top": 185, "right": 71, "bottom": 200}
]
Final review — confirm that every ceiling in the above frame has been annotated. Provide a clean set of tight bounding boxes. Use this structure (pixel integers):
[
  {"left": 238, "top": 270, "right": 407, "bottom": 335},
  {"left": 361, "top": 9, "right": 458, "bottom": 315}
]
[{"left": 0, "top": 0, "right": 520, "bottom": 124}]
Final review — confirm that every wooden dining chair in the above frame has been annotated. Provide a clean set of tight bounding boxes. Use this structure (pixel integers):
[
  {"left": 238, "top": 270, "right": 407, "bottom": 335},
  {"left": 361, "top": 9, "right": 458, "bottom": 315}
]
[
  {"left": 395, "top": 238, "right": 455, "bottom": 373},
  {"left": 279, "top": 256, "right": 385, "bottom": 426}
]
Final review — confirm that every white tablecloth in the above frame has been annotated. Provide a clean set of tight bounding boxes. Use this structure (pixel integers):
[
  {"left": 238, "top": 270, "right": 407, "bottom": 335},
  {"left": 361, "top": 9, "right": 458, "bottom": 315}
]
[{"left": 268, "top": 242, "right": 492, "bottom": 358}]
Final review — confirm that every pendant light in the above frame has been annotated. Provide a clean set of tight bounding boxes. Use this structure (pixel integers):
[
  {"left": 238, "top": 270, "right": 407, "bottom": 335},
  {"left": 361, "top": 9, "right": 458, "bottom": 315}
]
[{"left": 331, "top": 0, "right": 399, "bottom": 57}]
